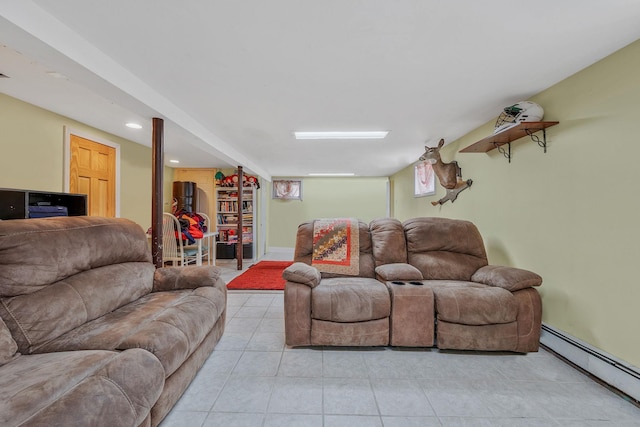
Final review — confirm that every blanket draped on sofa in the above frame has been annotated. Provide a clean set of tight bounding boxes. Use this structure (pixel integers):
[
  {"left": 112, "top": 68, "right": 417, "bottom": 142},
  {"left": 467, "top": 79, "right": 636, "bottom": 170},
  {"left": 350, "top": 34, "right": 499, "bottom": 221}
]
[{"left": 311, "top": 217, "right": 360, "bottom": 276}]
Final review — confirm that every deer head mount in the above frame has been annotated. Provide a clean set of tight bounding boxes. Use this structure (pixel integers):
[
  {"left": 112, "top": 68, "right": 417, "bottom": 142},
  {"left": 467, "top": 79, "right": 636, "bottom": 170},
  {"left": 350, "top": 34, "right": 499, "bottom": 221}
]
[{"left": 420, "top": 138, "right": 473, "bottom": 206}]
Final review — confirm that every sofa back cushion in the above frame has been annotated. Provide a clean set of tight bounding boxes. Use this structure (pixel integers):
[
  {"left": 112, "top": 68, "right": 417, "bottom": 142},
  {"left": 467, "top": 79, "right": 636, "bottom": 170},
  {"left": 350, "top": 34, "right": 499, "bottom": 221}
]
[
  {"left": 294, "top": 220, "right": 375, "bottom": 278},
  {"left": 369, "top": 217, "right": 407, "bottom": 266},
  {"left": 0, "top": 217, "right": 152, "bottom": 296},
  {"left": 403, "top": 217, "right": 488, "bottom": 281},
  {"left": 0, "top": 316, "right": 18, "bottom": 365},
  {"left": 0, "top": 217, "right": 154, "bottom": 353}
]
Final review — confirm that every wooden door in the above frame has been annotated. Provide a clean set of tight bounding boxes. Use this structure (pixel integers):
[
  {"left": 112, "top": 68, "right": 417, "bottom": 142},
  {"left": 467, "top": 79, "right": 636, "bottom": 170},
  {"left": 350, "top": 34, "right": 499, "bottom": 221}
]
[{"left": 69, "top": 135, "right": 116, "bottom": 217}]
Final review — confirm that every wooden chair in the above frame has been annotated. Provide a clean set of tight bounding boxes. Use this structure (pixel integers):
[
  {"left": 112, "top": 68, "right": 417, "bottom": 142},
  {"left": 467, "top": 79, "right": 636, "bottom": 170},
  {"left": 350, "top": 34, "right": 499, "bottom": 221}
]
[
  {"left": 198, "top": 212, "right": 212, "bottom": 265},
  {"left": 162, "top": 213, "right": 198, "bottom": 266},
  {"left": 182, "top": 212, "right": 212, "bottom": 265}
]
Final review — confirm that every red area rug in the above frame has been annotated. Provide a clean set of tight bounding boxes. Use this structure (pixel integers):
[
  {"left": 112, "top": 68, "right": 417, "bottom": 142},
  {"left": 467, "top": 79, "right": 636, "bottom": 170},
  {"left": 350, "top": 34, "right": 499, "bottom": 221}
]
[{"left": 226, "top": 260, "right": 293, "bottom": 290}]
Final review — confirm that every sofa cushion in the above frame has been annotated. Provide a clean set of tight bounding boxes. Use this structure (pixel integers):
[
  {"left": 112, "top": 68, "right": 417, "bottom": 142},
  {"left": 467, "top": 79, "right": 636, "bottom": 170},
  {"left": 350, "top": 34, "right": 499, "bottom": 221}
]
[
  {"left": 153, "top": 265, "right": 225, "bottom": 292},
  {"left": 427, "top": 281, "right": 518, "bottom": 325},
  {"left": 282, "top": 262, "right": 322, "bottom": 288},
  {"left": 0, "top": 217, "right": 152, "bottom": 297},
  {"left": 370, "top": 217, "right": 407, "bottom": 265},
  {"left": 375, "top": 263, "right": 423, "bottom": 281},
  {"left": 471, "top": 265, "right": 542, "bottom": 292},
  {"left": 404, "top": 217, "right": 488, "bottom": 281},
  {"left": 33, "top": 286, "right": 226, "bottom": 377},
  {"left": 0, "top": 316, "right": 18, "bottom": 366},
  {"left": 0, "top": 262, "right": 155, "bottom": 354},
  {"left": 311, "top": 277, "right": 390, "bottom": 322},
  {"left": 0, "top": 349, "right": 164, "bottom": 427}
]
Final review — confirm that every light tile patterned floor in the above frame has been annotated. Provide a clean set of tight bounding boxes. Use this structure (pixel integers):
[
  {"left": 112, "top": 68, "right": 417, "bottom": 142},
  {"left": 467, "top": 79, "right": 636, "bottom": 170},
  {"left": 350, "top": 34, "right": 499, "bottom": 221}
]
[{"left": 160, "top": 258, "right": 640, "bottom": 427}]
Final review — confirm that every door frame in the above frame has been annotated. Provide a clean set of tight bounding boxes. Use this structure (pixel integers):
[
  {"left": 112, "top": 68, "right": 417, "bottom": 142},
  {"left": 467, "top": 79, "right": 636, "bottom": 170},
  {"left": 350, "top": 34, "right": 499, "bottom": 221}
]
[{"left": 63, "top": 126, "right": 121, "bottom": 217}]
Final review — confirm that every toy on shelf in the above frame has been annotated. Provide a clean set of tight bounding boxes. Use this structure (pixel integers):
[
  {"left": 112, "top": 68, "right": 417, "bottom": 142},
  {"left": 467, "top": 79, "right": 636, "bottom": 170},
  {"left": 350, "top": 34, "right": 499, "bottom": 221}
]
[
  {"left": 214, "top": 171, "right": 225, "bottom": 186},
  {"left": 219, "top": 172, "right": 260, "bottom": 188}
]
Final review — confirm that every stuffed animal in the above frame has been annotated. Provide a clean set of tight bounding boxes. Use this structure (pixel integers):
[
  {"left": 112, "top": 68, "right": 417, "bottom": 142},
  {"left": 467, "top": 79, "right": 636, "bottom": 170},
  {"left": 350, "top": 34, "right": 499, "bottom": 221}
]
[
  {"left": 214, "top": 171, "right": 225, "bottom": 186},
  {"left": 219, "top": 173, "right": 260, "bottom": 188}
]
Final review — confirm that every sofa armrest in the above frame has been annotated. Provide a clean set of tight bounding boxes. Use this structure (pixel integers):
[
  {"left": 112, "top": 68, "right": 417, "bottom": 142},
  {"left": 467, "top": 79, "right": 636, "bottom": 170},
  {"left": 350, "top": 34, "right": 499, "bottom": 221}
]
[
  {"left": 153, "top": 265, "right": 223, "bottom": 292},
  {"left": 375, "top": 263, "right": 423, "bottom": 281},
  {"left": 282, "top": 262, "right": 321, "bottom": 288},
  {"left": 471, "top": 265, "right": 542, "bottom": 292}
]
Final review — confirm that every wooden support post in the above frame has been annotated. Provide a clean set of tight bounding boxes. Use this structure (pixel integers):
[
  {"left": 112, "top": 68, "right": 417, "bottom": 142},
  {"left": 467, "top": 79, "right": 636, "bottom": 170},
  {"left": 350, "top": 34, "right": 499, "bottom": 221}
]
[
  {"left": 151, "top": 118, "right": 164, "bottom": 268},
  {"left": 236, "top": 166, "right": 243, "bottom": 270}
]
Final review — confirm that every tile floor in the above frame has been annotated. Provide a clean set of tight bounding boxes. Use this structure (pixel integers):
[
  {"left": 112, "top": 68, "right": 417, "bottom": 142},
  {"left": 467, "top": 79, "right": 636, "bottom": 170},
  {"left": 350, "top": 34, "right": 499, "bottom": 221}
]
[{"left": 160, "top": 257, "right": 640, "bottom": 427}]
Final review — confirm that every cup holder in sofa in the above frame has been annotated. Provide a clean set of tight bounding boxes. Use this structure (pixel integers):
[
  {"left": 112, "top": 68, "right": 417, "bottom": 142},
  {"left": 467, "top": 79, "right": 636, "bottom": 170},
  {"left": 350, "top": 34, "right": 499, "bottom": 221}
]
[
  {"left": 391, "top": 281, "right": 405, "bottom": 285},
  {"left": 409, "top": 281, "right": 424, "bottom": 286}
]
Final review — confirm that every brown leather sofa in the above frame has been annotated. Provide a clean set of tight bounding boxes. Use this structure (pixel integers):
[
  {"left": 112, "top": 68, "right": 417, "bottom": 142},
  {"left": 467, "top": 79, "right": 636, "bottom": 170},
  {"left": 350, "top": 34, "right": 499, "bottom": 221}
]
[
  {"left": 283, "top": 217, "right": 542, "bottom": 353},
  {"left": 0, "top": 216, "right": 227, "bottom": 427}
]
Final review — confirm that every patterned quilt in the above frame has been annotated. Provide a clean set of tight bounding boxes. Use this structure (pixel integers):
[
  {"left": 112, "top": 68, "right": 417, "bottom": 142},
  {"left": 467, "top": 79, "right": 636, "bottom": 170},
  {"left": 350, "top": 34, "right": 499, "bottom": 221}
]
[{"left": 311, "top": 218, "right": 360, "bottom": 276}]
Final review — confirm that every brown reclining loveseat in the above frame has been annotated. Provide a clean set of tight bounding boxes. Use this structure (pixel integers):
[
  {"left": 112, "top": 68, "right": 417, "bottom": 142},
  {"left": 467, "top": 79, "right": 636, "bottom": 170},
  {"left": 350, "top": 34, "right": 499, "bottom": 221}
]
[{"left": 283, "top": 217, "right": 542, "bottom": 352}]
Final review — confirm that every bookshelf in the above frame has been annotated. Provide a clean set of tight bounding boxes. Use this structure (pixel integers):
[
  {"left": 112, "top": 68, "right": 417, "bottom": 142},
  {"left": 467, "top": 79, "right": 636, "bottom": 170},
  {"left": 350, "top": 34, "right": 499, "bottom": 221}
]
[{"left": 215, "top": 186, "right": 256, "bottom": 259}]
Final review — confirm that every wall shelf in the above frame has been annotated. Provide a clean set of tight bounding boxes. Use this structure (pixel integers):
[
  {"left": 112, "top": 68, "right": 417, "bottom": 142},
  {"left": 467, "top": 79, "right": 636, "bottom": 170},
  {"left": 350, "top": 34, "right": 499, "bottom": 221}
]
[
  {"left": 459, "top": 121, "right": 559, "bottom": 162},
  {"left": 0, "top": 188, "right": 87, "bottom": 220}
]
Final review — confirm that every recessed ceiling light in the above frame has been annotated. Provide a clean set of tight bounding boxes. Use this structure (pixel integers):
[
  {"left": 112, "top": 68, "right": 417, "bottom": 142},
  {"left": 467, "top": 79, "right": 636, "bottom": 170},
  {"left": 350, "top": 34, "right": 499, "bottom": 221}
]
[
  {"left": 126, "top": 122, "right": 143, "bottom": 129},
  {"left": 46, "top": 71, "right": 67, "bottom": 79},
  {"left": 308, "top": 173, "right": 355, "bottom": 176},
  {"left": 295, "top": 131, "right": 388, "bottom": 140},
  {"left": 169, "top": 159, "right": 180, "bottom": 164}
]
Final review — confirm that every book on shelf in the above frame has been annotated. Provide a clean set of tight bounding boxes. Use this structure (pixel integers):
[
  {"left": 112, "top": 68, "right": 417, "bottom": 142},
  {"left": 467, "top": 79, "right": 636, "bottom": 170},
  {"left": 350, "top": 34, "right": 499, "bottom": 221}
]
[{"left": 217, "top": 201, "right": 239, "bottom": 212}]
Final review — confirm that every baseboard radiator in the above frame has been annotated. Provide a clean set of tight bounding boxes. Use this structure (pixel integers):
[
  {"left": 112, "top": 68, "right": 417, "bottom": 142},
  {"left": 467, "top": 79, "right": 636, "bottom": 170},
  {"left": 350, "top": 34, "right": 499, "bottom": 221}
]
[{"left": 541, "top": 323, "right": 640, "bottom": 403}]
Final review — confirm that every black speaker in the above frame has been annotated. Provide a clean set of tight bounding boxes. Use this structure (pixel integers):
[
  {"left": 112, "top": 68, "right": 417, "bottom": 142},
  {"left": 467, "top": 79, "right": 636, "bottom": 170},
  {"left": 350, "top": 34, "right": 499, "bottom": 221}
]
[
  {"left": 0, "top": 190, "right": 27, "bottom": 219},
  {"left": 172, "top": 181, "right": 198, "bottom": 213}
]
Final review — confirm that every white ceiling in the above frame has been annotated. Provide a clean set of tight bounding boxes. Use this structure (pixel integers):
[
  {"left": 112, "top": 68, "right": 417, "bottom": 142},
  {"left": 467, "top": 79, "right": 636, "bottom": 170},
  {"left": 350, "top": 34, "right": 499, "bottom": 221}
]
[{"left": 2, "top": 1, "right": 640, "bottom": 180}]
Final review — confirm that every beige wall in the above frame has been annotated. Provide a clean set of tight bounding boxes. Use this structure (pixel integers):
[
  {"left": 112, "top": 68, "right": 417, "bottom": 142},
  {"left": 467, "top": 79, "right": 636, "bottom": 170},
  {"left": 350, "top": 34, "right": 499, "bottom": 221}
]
[
  {"left": 0, "top": 92, "right": 173, "bottom": 230},
  {"left": 267, "top": 177, "right": 389, "bottom": 248},
  {"left": 391, "top": 39, "right": 640, "bottom": 367}
]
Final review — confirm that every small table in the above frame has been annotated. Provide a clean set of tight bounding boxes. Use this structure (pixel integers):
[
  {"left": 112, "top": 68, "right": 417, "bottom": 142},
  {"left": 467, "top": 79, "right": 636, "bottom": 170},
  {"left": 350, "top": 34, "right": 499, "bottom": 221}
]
[{"left": 196, "top": 231, "right": 218, "bottom": 266}]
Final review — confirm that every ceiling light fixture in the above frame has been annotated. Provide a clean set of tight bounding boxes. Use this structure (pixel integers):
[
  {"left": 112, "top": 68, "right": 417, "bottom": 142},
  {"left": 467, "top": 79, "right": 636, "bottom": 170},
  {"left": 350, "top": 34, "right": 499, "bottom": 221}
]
[
  {"left": 308, "top": 173, "right": 355, "bottom": 176},
  {"left": 295, "top": 131, "right": 388, "bottom": 140},
  {"left": 126, "top": 122, "right": 142, "bottom": 129},
  {"left": 46, "top": 71, "right": 67, "bottom": 79},
  {"left": 169, "top": 159, "right": 180, "bottom": 164}
]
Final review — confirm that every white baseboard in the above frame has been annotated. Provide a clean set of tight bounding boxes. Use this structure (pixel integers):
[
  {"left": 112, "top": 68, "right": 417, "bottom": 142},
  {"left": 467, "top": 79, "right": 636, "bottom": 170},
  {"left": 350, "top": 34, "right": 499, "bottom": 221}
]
[
  {"left": 266, "top": 247, "right": 295, "bottom": 255},
  {"left": 541, "top": 323, "right": 640, "bottom": 402}
]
